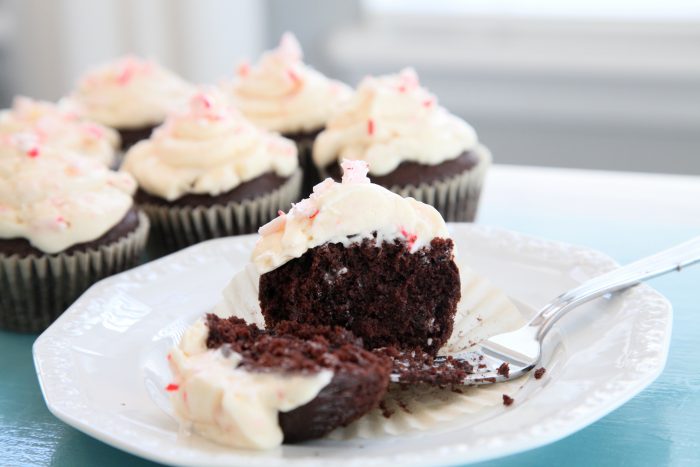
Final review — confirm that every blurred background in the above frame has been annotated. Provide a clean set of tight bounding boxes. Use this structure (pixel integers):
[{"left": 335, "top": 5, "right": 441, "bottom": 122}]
[{"left": 0, "top": 0, "right": 698, "bottom": 174}]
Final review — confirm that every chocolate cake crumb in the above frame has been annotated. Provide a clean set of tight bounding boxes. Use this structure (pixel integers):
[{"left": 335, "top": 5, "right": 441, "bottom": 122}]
[
  {"left": 502, "top": 394, "right": 514, "bottom": 406},
  {"left": 397, "top": 400, "right": 412, "bottom": 414},
  {"left": 374, "top": 346, "right": 474, "bottom": 386},
  {"left": 534, "top": 367, "right": 546, "bottom": 379},
  {"left": 497, "top": 362, "right": 510, "bottom": 378},
  {"left": 259, "top": 237, "right": 461, "bottom": 356},
  {"left": 379, "top": 400, "right": 394, "bottom": 418}
]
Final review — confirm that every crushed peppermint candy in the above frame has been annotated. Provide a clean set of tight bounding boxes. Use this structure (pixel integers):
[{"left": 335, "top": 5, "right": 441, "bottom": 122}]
[
  {"left": 367, "top": 118, "right": 375, "bottom": 136},
  {"left": 400, "top": 227, "right": 418, "bottom": 250},
  {"left": 165, "top": 383, "right": 179, "bottom": 392},
  {"left": 237, "top": 60, "right": 251, "bottom": 77}
]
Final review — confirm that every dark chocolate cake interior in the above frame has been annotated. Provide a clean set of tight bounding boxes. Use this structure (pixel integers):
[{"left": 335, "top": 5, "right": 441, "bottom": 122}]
[{"left": 259, "top": 236, "right": 461, "bottom": 356}]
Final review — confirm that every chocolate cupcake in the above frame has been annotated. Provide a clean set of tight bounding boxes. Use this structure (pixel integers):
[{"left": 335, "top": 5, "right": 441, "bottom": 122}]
[
  {"left": 0, "top": 136, "right": 149, "bottom": 332},
  {"left": 313, "top": 68, "right": 491, "bottom": 222},
  {"left": 167, "top": 315, "right": 391, "bottom": 449},
  {"left": 0, "top": 96, "right": 120, "bottom": 167},
  {"left": 254, "top": 160, "right": 461, "bottom": 356},
  {"left": 221, "top": 33, "right": 352, "bottom": 195},
  {"left": 69, "top": 55, "right": 194, "bottom": 152},
  {"left": 122, "top": 90, "right": 301, "bottom": 250}
]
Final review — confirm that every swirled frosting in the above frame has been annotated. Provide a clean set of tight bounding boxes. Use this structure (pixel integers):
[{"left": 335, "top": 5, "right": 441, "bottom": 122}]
[
  {"left": 0, "top": 134, "right": 137, "bottom": 254},
  {"left": 313, "top": 68, "right": 478, "bottom": 176},
  {"left": 0, "top": 97, "right": 119, "bottom": 166},
  {"left": 223, "top": 33, "right": 352, "bottom": 134},
  {"left": 168, "top": 319, "right": 332, "bottom": 449},
  {"left": 252, "top": 160, "right": 449, "bottom": 274},
  {"left": 70, "top": 55, "right": 194, "bottom": 129},
  {"left": 122, "top": 90, "right": 298, "bottom": 201}
]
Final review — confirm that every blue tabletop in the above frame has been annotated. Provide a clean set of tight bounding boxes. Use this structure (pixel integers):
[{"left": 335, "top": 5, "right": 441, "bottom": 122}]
[{"left": 1, "top": 166, "right": 699, "bottom": 466}]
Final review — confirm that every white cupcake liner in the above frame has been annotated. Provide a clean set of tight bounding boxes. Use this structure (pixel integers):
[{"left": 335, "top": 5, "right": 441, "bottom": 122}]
[
  {"left": 140, "top": 169, "right": 302, "bottom": 250},
  {"left": 215, "top": 252, "right": 525, "bottom": 440},
  {"left": 317, "top": 145, "right": 491, "bottom": 222},
  {"left": 0, "top": 212, "right": 150, "bottom": 333}
]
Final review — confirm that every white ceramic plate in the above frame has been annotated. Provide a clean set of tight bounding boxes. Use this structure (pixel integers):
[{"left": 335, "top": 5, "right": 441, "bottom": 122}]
[{"left": 33, "top": 225, "right": 672, "bottom": 466}]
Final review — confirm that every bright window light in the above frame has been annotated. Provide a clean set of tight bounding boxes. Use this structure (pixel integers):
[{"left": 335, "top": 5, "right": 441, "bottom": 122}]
[{"left": 363, "top": 0, "right": 700, "bottom": 20}]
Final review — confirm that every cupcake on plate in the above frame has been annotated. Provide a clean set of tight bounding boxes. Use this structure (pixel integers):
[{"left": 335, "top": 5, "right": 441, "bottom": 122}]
[
  {"left": 313, "top": 68, "right": 491, "bottom": 222},
  {"left": 0, "top": 134, "right": 149, "bottom": 332},
  {"left": 253, "top": 160, "right": 461, "bottom": 356},
  {"left": 122, "top": 90, "right": 301, "bottom": 250},
  {"left": 167, "top": 315, "right": 391, "bottom": 449},
  {"left": 69, "top": 55, "right": 194, "bottom": 152},
  {"left": 0, "top": 96, "right": 120, "bottom": 167},
  {"left": 222, "top": 32, "right": 352, "bottom": 195}
]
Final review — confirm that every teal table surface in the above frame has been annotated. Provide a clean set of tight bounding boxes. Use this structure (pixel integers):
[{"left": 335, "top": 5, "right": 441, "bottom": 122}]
[{"left": 1, "top": 165, "right": 699, "bottom": 467}]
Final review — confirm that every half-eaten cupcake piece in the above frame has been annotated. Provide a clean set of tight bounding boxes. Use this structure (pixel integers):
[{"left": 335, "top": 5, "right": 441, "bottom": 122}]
[{"left": 168, "top": 314, "right": 391, "bottom": 450}]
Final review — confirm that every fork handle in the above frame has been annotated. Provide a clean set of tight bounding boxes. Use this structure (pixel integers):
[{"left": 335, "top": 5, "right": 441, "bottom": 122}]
[{"left": 533, "top": 236, "right": 700, "bottom": 339}]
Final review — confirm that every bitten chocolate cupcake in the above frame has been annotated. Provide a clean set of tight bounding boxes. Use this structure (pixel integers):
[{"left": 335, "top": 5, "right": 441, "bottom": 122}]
[
  {"left": 69, "top": 55, "right": 194, "bottom": 152},
  {"left": 221, "top": 33, "right": 352, "bottom": 195},
  {"left": 0, "top": 135, "right": 149, "bottom": 332},
  {"left": 0, "top": 96, "right": 120, "bottom": 167},
  {"left": 122, "top": 90, "right": 301, "bottom": 250},
  {"left": 313, "top": 68, "right": 491, "bottom": 222}
]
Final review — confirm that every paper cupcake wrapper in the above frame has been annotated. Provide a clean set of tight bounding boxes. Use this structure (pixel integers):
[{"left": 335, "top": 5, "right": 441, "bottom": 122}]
[
  {"left": 317, "top": 145, "right": 491, "bottom": 223},
  {"left": 215, "top": 253, "right": 525, "bottom": 440},
  {"left": 0, "top": 212, "right": 150, "bottom": 333},
  {"left": 140, "top": 169, "right": 302, "bottom": 250}
]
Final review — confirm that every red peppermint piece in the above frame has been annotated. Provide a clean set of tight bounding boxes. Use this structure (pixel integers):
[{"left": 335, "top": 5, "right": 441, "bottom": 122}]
[
  {"left": 237, "top": 61, "right": 251, "bottom": 77},
  {"left": 165, "top": 383, "right": 179, "bottom": 392},
  {"left": 422, "top": 98, "right": 434, "bottom": 108},
  {"left": 287, "top": 68, "right": 300, "bottom": 83},
  {"left": 400, "top": 227, "right": 417, "bottom": 250},
  {"left": 309, "top": 209, "right": 320, "bottom": 220},
  {"left": 27, "top": 147, "right": 40, "bottom": 158},
  {"left": 367, "top": 119, "right": 375, "bottom": 136}
]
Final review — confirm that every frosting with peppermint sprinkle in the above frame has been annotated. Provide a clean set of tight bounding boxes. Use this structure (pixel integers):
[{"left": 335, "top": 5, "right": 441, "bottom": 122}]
[
  {"left": 252, "top": 159, "right": 449, "bottom": 274},
  {"left": 0, "top": 135, "right": 136, "bottom": 253},
  {"left": 0, "top": 97, "right": 119, "bottom": 166},
  {"left": 121, "top": 89, "right": 298, "bottom": 201},
  {"left": 69, "top": 55, "right": 194, "bottom": 129},
  {"left": 222, "top": 32, "right": 352, "bottom": 134},
  {"left": 313, "top": 68, "right": 478, "bottom": 175}
]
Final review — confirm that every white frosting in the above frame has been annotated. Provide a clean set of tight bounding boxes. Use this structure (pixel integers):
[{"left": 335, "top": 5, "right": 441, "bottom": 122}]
[
  {"left": 252, "top": 160, "right": 449, "bottom": 274},
  {"left": 0, "top": 97, "right": 119, "bottom": 166},
  {"left": 313, "top": 68, "right": 478, "bottom": 176},
  {"left": 168, "top": 319, "right": 333, "bottom": 450},
  {"left": 121, "top": 90, "right": 298, "bottom": 201},
  {"left": 70, "top": 55, "right": 194, "bottom": 129},
  {"left": 0, "top": 134, "right": 136, "bottom": 253},
  {"left": 223, "top": 33, "right": 352, "bottom": 134}
]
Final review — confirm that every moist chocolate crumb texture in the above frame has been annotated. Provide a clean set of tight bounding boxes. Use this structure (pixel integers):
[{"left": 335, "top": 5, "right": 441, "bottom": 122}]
[
  {"left": 0, "top": 97, "right": 120, "bottom": 167},
  {"left": 253, "top": 159, "right": 461, "bottom": 355},
  {"left": 167, "top": 314, "right": 391, "bottom": 450},
  {"left": 68, "top": 55, "right": 195, "bottom": 150}
]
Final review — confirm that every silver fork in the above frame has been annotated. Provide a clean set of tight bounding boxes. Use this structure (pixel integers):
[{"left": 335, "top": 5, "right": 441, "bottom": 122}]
[{"left": 391, "top": 237, "right": 700, "bottom": 385}]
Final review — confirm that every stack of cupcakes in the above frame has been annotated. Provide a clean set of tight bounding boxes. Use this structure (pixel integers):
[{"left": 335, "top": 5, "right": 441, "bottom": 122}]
[
  {"left": 0, "top": 133, "right": 149, "bottom": 332},
  {"left": 313, "top": 68, "right": 491, "bottom": 222},
  {"left": 221, "top": 33, "right": 353, "bottom": 195}
]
